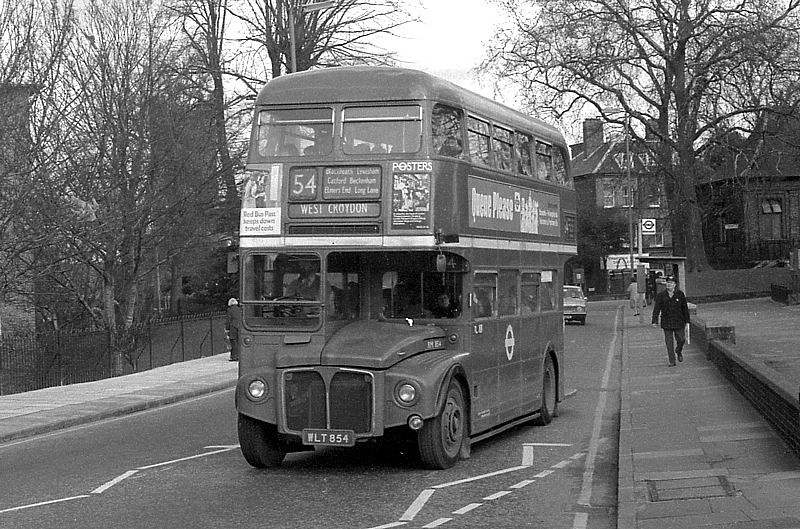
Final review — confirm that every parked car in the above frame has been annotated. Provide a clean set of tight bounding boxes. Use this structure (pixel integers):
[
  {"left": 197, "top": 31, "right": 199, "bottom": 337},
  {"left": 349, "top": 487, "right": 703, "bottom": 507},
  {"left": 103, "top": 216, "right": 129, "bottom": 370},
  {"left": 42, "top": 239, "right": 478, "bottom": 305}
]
[{"left": 563, "top": 285, "right": 587, "bottom": 325}]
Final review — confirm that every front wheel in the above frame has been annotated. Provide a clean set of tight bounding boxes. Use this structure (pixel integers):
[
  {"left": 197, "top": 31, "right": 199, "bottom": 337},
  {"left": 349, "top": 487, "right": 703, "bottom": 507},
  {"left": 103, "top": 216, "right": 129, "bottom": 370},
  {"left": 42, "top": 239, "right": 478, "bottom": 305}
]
[
  {"left": 418, "top": 380, "right": 466, "bottom": 469},
  {"left": 533, "top": 355, "right": 558, "bottom": 426},
  {"left": 238, "top": 414, "right": 286, "bottom": 468}
]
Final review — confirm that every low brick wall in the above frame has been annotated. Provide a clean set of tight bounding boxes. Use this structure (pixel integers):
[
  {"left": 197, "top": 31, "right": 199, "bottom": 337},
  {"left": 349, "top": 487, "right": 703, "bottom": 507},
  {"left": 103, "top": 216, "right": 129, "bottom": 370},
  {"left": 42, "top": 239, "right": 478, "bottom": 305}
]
[{"left": 690, "top": 317, "right": 800, "bottom": 457}]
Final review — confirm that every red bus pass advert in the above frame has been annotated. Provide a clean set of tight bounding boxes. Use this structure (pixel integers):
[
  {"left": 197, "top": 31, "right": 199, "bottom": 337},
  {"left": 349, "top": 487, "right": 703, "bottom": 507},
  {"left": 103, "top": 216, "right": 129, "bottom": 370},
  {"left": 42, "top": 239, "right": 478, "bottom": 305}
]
[{"left": 302, "top": 429, "right": 356, "bottom": 447}]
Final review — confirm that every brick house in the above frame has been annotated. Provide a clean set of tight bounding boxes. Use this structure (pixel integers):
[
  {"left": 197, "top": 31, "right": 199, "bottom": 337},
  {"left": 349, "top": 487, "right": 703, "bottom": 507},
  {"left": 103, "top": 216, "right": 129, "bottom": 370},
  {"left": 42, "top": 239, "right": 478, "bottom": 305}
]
[
  {"left": 698, "top": 110, "right": 800, "bottom": 268},
  {"left": 0, "top": 84, "right": 37, "bottom": 337},
  {"left": 570, "top": 118, "right": 672, "bottom": 294}
]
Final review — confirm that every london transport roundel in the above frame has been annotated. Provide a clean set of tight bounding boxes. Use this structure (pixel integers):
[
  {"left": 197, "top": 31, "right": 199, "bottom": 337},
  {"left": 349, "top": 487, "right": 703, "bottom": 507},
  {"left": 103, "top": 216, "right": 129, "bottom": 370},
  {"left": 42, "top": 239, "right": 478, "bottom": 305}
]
[{"left": 505, "top": 324, "right": 515, "bottom": 360}]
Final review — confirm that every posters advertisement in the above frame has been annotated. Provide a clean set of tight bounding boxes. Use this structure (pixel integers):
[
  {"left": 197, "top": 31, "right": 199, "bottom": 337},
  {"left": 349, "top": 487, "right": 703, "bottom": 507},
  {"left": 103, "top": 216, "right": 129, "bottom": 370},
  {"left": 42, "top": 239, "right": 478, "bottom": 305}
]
[
  {"left": 391, "top": 162, "right": 432, "bottom": 230},
  {"left": 468, "top": 176, "right": 561, "bottom": 237}
]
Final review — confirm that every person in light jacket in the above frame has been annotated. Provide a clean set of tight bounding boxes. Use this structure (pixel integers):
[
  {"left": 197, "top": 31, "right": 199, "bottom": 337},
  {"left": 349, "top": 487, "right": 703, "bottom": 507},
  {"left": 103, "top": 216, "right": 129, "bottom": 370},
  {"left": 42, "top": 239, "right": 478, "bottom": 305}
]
[{"left": 651, "top": 276, "right": 690, "bottom": 366}]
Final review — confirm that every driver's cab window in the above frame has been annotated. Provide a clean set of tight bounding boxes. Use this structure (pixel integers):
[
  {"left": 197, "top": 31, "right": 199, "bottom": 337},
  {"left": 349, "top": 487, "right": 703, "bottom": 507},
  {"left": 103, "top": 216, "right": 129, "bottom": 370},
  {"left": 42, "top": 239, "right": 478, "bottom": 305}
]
[
  {"left": 380, "top": 254, "right": 463, "bottom": 320},
  {"left": 242, "top": 253, "right": 321, "bottom": 329}
]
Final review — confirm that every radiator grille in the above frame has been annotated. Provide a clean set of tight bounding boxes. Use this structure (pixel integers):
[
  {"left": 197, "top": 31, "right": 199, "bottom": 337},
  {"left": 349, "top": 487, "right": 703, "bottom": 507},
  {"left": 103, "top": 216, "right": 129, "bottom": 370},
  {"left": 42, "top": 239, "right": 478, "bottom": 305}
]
[{"left": 283, "top": 369, "right": 373, "bottom": 434}]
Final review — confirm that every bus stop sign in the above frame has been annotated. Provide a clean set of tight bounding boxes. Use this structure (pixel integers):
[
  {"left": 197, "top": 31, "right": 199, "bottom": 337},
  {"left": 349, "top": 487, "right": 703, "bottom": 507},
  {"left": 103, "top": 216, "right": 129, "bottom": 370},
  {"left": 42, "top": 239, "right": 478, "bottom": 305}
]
[{"left": 641, "top": 218, "right": 656, "bottom": 235}]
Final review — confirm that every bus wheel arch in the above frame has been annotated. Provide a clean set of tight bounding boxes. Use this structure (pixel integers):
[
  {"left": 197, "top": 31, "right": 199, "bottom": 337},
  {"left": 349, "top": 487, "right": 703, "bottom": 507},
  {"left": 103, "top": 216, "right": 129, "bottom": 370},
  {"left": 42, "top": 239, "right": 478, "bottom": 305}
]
[
  {"left": 238, "top": 413, "right": 287, "bottom": 468},
  {"left": 418, "top": 369, "right": 469, "bottom": 469},
  {"left": 533, "top": 351, "right": 559, "bottom": 426}
]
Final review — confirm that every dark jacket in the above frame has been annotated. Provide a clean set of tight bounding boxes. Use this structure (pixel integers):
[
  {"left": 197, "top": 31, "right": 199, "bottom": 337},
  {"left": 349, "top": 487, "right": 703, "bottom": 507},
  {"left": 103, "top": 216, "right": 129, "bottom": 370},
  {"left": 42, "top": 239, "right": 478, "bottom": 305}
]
[
  {"left": 225, "top": 305, "right": 242, "bottom": 337},
  {"left": 651, "top": 288, "right": 690, "bottom": 329}
]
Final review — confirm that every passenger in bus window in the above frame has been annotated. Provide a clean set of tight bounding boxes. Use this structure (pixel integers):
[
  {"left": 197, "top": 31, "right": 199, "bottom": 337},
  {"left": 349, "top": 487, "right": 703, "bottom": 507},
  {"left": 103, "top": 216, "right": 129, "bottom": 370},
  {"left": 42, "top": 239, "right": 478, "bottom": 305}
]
[
  {"left": 438, "top": 136, "right": 463, "bottom": 157},
  {"left": 285, "top": 261, "right": 320, "bottom": 299},
  {"left": 473, "top": 290, "right": 493, "bottom": 318}
]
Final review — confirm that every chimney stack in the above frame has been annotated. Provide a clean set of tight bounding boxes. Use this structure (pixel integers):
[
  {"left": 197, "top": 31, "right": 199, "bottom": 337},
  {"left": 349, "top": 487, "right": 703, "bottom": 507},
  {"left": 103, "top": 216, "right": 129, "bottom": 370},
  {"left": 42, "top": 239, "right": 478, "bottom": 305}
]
[{"left": 582, "top": 118, "right": 604, "bottom": 156}]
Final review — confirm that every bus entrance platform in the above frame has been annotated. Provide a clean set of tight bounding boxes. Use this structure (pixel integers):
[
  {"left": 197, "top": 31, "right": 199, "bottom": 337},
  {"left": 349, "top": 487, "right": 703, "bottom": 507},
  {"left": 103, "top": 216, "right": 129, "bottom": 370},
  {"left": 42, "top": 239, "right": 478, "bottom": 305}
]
[{"left": 619, "top": 298, "right": 800, "bottom": 529}]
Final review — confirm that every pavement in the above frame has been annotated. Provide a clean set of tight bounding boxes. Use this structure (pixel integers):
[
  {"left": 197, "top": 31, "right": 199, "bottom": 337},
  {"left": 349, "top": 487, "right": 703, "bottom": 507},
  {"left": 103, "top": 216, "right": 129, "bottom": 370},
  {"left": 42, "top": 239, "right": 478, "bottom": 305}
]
[
  {"left": 619, "top": 298, "right": 800, "bottom": 529},
  {"left": 1, "top": 298, "right": 799, "bottom": 528}
]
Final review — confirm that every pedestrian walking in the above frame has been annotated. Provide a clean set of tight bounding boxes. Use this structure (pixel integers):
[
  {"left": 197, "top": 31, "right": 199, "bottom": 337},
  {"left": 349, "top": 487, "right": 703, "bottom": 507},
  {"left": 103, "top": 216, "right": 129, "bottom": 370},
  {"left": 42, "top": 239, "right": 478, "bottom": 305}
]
[
  {"left": 627, "top": 277, "right": 640, "bottom": 315},
  {"left": 650, "top": 276, "right": 690, "bottom": 366},
  {"left": 225, "top": 298, "right": 242, "bottom": 362}
]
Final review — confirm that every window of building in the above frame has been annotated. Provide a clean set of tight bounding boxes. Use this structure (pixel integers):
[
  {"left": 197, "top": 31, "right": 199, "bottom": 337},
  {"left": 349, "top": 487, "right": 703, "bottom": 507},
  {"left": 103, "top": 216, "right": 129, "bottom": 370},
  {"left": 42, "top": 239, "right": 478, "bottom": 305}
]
[
  {"left": 759, "top": 198, "right": 783, "bottom": 239},
  {"left": 602, "top": 180, "right": 615, "bottom": 208}
]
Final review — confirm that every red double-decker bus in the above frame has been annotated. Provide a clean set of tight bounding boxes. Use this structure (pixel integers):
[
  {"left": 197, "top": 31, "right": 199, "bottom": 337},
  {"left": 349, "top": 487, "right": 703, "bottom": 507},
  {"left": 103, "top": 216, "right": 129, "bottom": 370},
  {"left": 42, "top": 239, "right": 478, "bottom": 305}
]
[{"left": 235, "top": 67, "right": 576, "bottom": 469}]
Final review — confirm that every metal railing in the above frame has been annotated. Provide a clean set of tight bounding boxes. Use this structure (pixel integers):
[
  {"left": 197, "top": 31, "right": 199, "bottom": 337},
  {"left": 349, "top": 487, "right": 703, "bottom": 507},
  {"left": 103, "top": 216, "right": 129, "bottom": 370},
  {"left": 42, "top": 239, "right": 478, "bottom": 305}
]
[{"left": 0, "top": 311, "right": 227, "bottom": 396}]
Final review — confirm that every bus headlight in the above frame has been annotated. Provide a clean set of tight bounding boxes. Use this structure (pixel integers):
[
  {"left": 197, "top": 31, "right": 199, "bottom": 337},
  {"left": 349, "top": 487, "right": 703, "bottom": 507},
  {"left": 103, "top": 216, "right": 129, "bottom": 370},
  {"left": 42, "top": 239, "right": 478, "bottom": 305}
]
[
  {"left": 396, "top": 382, "right": 418, "bottom": 405},
  {"left": 247, "top": 379, "right": 268, "bottom": 400}
]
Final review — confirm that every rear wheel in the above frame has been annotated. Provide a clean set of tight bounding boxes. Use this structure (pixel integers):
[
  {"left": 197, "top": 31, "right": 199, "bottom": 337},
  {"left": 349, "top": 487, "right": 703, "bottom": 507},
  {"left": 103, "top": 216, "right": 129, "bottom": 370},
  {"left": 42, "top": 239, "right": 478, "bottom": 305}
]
[
  {"left": 418, "top": 380, "right": 466, "bottom": 469},
  {"left": 238, "top": 413, "right": 286, "bottom": 468},
  {"left": 533, "top": 355, "right": 557, "bottom": 426}
]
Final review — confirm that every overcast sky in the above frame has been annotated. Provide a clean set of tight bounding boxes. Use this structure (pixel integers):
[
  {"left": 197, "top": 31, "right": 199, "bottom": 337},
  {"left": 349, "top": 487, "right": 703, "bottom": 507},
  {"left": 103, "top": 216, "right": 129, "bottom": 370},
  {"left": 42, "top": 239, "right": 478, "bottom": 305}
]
[{"left": 390, "top": 0, "right": 511, "bottom": 104}]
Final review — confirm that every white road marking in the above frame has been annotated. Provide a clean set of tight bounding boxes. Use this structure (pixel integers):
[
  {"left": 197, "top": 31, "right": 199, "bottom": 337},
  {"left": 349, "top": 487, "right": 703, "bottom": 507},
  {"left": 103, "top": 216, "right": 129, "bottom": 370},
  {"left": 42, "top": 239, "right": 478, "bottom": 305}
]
[
  {"left": 400, "top": 489, "right": 435, "bottom": 521},
  {"left": 552, "top": 460, "right": 571, "bottom": 468},
  {"left": 204, "top": 445, "right": 240, "bottom": 449},
  {"left": 570, "top": 452, "right": 586, "bottom": 460},
  {"left": 136, "top": 447, "right": 237, "bottom": 470},
  {"left": 364, "top": 523, "right": 407, "bottom": 529},
  {"left": 533, "top": 470, "right": 553, "bottom": 478},
  {"left": 573, "top": 308, "right": 620, "bottom": 529},
  {"left": 433, "top": 465, "right": 527, "bottom": 489},
  {"left": 0, "top": 495, "right": 89, "bottom": 514},
  {"left": 522, "top": 444, "right": 534, "bottom": 466},
  {"left": 422, "top": 518, "right": 452, "bottom": 528},
  {"left": 482, "top": 490, "right": 512, "bottom": 500},
  {"left": 510, "top": 479, "right": 535, "bottom": 489},
  {"left": 91, "top": 470, "right": 138, "bottom": 494},
  {"left": 452, "top": 503, "right": 482, "bottom": 515}
]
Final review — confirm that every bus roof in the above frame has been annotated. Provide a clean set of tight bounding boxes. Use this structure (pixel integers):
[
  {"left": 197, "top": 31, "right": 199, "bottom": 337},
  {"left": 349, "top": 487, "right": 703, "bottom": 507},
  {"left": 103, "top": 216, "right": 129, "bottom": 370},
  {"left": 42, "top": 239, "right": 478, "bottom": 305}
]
[{"left": 254, "top": 66, "right": 563, "bottom": 143}]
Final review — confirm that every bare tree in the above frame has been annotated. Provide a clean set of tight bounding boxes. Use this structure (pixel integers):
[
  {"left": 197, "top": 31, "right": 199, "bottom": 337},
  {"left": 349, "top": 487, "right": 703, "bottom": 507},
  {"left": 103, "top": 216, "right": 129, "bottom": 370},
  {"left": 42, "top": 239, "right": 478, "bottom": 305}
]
[
  {"left": 229, "top": 0, "right": 417, "bottom": 84},
  {"left": 483, "top": 0, "right": 800, "bottom": 271}
]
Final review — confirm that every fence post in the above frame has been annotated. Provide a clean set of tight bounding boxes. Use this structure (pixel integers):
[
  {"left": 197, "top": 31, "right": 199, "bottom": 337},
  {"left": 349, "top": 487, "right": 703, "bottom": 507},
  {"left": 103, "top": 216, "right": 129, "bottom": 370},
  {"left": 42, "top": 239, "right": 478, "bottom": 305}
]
[
  {"left": 209, "top": 313, "right": 214, "bottom": 358},
  {"left": 180, "top": 319, "right": 185, "bottom": 362}
]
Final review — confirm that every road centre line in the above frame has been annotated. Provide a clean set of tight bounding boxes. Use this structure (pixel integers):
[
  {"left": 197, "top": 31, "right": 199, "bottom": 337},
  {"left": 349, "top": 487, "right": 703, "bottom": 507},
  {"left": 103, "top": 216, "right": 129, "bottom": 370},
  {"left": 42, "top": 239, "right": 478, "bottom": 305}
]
[
  {"left": 91, "top": 470, "right": 139, "bottom": 494},
  {"left": 533, "top": 469, "right": 554, "bottom": 478},
  {"left": 510, "top": 479, "right": 535, "bottom": 489},
  {"left": 0, "top": 495, "right": 89, "bottom": 514},
  {"left": 422, "top": 518, "right": 452, "bottom": 528},
  {"left": 433, "top": 465, "right": 527, "bottom": 489},
  {"left": 366, "top": 523, "right": 407, "bottom": 529},
  {"left": 452, "top": 503, "right": 482, "bottom": 515},
  {"left": 483, "top": 490, "right": 512, "bottom": 500},
  {"left": 137, "top": 447, "right": 237, "bottom": 470}
]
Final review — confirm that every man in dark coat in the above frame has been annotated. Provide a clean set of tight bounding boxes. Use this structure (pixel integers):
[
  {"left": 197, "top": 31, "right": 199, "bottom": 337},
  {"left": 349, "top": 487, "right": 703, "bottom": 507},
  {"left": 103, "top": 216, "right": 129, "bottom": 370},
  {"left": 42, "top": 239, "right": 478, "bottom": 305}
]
[
  {"left": 225, "top": 298, "right": 242, "bottom": 362},
  {"left": 651, "top": 276, "right": 691, "bottom": 366}
]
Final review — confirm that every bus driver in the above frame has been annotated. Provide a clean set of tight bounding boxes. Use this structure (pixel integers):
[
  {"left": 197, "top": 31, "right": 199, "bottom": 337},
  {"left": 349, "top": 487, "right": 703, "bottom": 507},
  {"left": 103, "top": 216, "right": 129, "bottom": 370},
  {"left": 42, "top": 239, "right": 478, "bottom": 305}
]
[{"left": 285, "top": 261, "right": 320, "bottom": 299}]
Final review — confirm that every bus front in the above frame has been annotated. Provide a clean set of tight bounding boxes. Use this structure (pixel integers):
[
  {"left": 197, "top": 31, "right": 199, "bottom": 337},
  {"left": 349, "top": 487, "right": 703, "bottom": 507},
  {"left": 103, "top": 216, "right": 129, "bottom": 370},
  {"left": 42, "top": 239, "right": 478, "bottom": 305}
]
[{"left": 235, "top": 70, "right": 469, "bottom": 470}]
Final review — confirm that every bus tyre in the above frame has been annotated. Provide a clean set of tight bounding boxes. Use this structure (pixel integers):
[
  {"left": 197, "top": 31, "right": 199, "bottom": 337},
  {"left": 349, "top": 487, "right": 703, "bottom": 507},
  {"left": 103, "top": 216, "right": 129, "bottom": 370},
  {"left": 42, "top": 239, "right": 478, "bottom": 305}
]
[
  {"left": 418, "top": 380, "right": 466, "bottom": 469},
  {"left": 533, "top": 355, "right": 557, "bottom": 426},
  {"left": 238, "top": 413, "right": 286, "bottom": 468}
]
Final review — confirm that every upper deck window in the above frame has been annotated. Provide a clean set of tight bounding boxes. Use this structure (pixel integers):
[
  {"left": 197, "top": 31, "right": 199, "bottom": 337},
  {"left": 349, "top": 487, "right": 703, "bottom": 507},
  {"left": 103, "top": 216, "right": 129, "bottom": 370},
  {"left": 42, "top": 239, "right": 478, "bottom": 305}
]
[
  {"left": 432, "top": 104, "right": 464, "bottom": 158},
  {"left": 468, "top": 117, "right": 491, "bottom": 166},
  {"left": 342, "top": 105, "right": 422, "bottom": 155},
  {"left": 257, "top": 108, "right": 333, "bottom": 157},
  {"left": 535, "top": 141, "right": 554, "bottom": 181},
  {"left": 493, "top": 126, "right": 514, "bottom": 172},
  {"left": 515, "top": 132, "right": 533, "bottom": 177}
]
